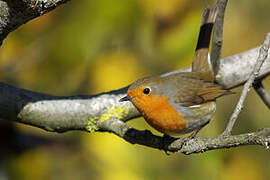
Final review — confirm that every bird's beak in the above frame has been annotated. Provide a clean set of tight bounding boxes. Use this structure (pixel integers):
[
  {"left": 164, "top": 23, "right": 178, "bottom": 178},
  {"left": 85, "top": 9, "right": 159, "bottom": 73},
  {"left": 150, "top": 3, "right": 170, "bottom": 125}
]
[{"left": 119, "top": 95, "right": 132, "bottom": 102}]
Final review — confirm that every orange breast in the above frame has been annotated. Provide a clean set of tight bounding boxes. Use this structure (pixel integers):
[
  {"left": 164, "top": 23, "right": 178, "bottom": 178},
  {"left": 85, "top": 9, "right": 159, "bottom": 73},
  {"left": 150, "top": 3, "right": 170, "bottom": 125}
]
[{"left": 133, "top": 95, "right": 187, "bottom": 134}]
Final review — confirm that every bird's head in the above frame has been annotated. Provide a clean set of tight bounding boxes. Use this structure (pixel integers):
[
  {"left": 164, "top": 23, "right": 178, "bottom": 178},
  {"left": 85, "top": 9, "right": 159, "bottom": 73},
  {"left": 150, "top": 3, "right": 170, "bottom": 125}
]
[{"left": 119, "top": 77, "right": 169, "bottom": 113}]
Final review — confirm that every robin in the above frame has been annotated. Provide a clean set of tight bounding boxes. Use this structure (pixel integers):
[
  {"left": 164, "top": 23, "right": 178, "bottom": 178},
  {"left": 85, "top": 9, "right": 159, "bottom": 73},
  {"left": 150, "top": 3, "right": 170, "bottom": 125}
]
[{"left": 120, "top": 7, "right": 232, "bottom": 139}]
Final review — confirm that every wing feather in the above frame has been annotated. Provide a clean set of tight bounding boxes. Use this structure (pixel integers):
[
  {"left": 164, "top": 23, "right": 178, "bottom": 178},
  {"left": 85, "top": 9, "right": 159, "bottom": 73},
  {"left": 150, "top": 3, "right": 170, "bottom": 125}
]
[{"left": 170, "top": 73, "right": 232, "bottom": 107}]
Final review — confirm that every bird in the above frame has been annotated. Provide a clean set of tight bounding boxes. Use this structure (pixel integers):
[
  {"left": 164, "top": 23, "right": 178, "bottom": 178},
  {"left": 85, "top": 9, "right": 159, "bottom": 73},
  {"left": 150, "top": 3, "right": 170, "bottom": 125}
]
[{"left": 120, "top": 7, "right": 232, "bottom": 139}]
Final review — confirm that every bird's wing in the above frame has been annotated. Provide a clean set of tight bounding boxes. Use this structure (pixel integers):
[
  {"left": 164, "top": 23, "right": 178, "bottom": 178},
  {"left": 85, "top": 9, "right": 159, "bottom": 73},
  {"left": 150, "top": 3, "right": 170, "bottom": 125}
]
[{"left": 171, "top": 75, "right": 231, "bottom": 107}]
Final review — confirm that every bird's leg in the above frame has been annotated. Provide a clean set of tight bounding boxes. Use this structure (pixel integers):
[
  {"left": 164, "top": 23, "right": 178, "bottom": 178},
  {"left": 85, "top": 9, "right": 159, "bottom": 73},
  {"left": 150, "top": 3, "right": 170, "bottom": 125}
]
[
  {"left": 184, "top": 128, "right": 202, "bottom": 141},
  {"left": 181, "top": 128, "right": 202, "bottom": 147},
  {"left": 182, "top": 119, "right": 210, "bottom": 144}
]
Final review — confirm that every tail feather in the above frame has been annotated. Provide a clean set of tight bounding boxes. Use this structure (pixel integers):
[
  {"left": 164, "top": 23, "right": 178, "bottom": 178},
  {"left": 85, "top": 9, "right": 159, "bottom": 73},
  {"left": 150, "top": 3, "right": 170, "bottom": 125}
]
[{"left": 192, "top": 7, "right": 218, "bottom": 82}]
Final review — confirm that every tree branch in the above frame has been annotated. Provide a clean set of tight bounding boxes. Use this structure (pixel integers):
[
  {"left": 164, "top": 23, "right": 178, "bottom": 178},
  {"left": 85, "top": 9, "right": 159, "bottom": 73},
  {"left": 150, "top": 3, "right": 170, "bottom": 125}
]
[
  {"left": 175, "top": 128, "right": 270, "bottom": 154},
  {"left": 0, "top": 0, "right": 69, "bottom": 45},
  {"left": 163, "top": 44, "right": 270, "bottom": 89},
  {"left": 253, "top": 80, "right": 270, "bottom": 109},
  {"left": 0, "top": 83, "right": 138, "bottom": 133},
  {"left": 97, "top": 118, "right": 270, "bottom": 154},
  {"left": 211, "top": 0, "right": 228, "bottom": 74},
  {"left": 223, "top": 33, "right": 270, "bottom": 136}
]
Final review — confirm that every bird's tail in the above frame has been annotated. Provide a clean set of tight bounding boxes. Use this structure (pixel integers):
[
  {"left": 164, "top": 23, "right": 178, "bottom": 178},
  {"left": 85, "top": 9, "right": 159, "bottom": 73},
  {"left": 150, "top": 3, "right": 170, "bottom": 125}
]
[{"left": 192, "top": 6, "right": 218, "bottom": 82}]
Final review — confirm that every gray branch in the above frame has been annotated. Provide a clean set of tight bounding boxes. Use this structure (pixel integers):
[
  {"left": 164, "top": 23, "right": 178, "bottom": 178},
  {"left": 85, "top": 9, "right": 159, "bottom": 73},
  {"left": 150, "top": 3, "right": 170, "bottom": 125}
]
[
  {"left": 98, "top": 118, "right": 270, "bottom": 154},
  {"left": 0, "top": 0, "right": 69, "bottom": 45},
  {"left": 175, "top": 128, "right": 270, "bottom": 154},
  {"left": 223, "top": 33, "right": 270, "bottom": 136},
  {"left": 253, "top": 80, "right": 270, "bottom": 109},
  {"left": 211, "top": 0, "right": 228, "bottom": 74}
]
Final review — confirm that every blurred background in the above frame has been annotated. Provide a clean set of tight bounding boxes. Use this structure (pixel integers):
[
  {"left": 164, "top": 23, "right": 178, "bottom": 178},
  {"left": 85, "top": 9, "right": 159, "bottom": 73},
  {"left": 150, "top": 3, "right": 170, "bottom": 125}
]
[{"left": 0, "top": 0, "right": 270, "bottom": 179}]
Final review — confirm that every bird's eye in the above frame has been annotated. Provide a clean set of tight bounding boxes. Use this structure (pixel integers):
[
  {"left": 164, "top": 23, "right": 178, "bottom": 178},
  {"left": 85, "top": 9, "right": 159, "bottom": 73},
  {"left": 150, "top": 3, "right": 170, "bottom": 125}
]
[{"left": 143, "top": 87, "right": 151, "bottom": 95}]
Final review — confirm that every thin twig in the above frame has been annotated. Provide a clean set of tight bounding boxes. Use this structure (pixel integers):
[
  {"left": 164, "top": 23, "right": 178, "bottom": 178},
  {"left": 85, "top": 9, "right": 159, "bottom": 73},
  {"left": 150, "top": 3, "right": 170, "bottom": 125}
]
[
  {"left": 253, "top": 80, "right": 270, "bottom": 109},
  {"left": 222, "top": 33, "right": 270, "bottom": 136},
  {"left": 211, "top": 0, "right": 228, "bottom": 75}
]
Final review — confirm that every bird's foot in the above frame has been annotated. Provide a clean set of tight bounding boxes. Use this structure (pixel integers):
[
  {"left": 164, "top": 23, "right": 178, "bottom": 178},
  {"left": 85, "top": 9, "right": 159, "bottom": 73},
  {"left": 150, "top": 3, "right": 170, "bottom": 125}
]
[{"left": 181, "top": 129, "right": 200, "bottom": 146}]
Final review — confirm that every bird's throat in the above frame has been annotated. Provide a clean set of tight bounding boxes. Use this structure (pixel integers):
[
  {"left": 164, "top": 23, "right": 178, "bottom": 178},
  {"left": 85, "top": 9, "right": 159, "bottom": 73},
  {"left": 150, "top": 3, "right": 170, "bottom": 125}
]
[{"left": 133, "top": 95, "right": 187, "bottom": 134}]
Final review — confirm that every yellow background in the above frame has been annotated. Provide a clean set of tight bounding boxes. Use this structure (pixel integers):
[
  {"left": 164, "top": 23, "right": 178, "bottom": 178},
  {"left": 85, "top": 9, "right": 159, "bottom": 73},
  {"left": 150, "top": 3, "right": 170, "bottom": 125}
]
[{"left": 1, "top": 0, "right": 270, "bottom": 179}]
